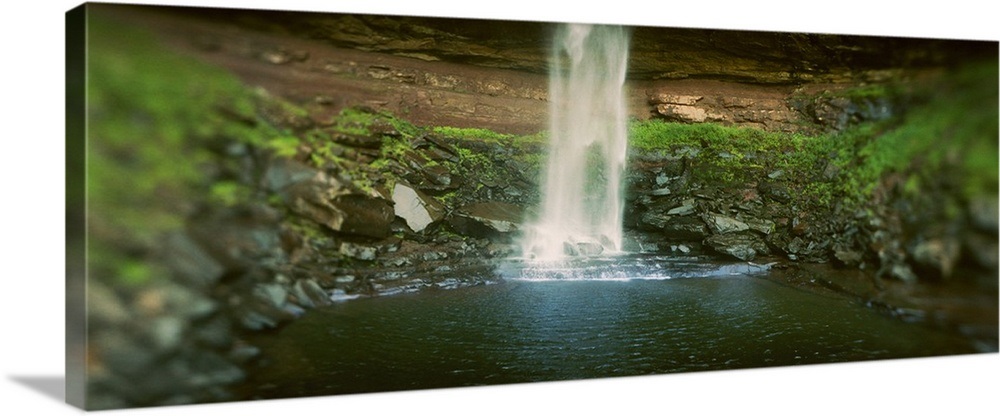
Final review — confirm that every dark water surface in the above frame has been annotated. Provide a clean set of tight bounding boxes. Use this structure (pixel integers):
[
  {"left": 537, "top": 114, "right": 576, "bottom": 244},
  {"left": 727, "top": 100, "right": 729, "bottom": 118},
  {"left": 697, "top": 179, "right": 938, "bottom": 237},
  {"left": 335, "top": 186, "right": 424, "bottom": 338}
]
[{"left": 241, "top": 256, "right": 982, "bottom": 400}]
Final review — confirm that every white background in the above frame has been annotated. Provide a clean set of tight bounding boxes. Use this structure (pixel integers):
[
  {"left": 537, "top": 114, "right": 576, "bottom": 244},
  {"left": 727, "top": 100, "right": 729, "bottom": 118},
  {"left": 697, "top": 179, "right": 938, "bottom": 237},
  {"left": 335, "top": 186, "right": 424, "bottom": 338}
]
[{"left": 1, "top": 0, "right": 997, "bottom": 415}]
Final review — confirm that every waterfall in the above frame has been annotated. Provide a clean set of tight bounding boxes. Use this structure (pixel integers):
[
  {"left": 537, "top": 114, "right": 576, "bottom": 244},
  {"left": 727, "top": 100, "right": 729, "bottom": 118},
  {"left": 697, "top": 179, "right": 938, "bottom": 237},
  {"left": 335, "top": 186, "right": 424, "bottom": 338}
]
[{"left": 521, "top": 23, "right": 630, "bottom": 261}]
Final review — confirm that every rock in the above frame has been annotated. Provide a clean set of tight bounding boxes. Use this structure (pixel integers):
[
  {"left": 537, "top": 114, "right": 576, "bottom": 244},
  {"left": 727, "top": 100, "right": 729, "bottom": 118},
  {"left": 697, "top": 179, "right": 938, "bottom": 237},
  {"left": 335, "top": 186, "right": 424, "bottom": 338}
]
[
  {"left": 890, "top": 264, "right": 918, "bottom": 283},
  {"left": 640, "top": 212, "right": 709, "bottom": 239},
  {"left": 291, "top": 279, "right": 332, "bottom": 308},
  {"left": 570, "top": 241, "right": 605, "bottom": 256},
  {"left": 274, "top": 159, "right": 394, "bottom": 238},
  {"left": 339, "top": 242, "right": 378, "bottom": 261},
  {"left": 758, "top": 182, "right": 792, "bottom": 204},
  {"left": 449, "top": 202, "right": 524, "bottom": 238},
  {"left": 704, "top": 232, "right": 769, "bottom": 261},
  {"left": 252, "top": 283, "right": 288, "bottom": 309},
  {"left": 655, "top": 172, "right": 670, "bottom": 186},
  {"left": 963, "top": 233, "right": 999, "bottom": 271},
  {"left": 87, "top": 281, "right": 130, "bottom": 325},
  {"left": 706, "top": 214, "right": 750, "bottom": 234},
  {"left": 650, "top": 187, "right": 672, "bottom": 196},
  {"left": 330, "top": 132, "right": 383, "bottom": 149},
  {"left": 263, "top": 159, "right": 319, "bottom": 192},
  {"left": 419, "top": 163, "right": 458, "bottom": 190},
  {"left": 160, "top": 232, "right": 225, "bottom": 289},
  {"left": 146, "top": 316, "right": 186, "bottom": 352},
  {"left": 287, "top": 182, "right": 394, "bottom": 239},
  {"left": 791, "top": 217, "right": 809, "bottom": 236},
  {"left": 667, "top": 199, "right": 697, "bottom": 216},
  {"left": 650, "top": 94, "right": 702, "bottom": 105},
  {"left": 392, "top": 182, "right": 445, "bottom": 232},
  {"left": 657, "top": 104, "right": 707, "bottom": 123},
  {"left": 330, "top": 289, "right": 361, "bottom": 302},
  {"left": 968, "top": 196, "right": 998, "bottom": 233},
  {"left": 834, "top": 249, "right": 864, "bottom": 266},
  {"left": 745, "top": 218, "right": 776, "bottom": 235},
  {"left": 909, "top": 238, "right": 961, "bottom": 279}
]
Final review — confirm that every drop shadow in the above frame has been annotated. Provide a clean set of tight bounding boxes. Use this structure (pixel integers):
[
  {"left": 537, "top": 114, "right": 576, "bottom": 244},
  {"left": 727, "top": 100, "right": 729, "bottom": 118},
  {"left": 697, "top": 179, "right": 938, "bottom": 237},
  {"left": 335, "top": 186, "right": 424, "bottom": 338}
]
[{"left": 9, "top": 376, "right": 65, "bottom": 403}]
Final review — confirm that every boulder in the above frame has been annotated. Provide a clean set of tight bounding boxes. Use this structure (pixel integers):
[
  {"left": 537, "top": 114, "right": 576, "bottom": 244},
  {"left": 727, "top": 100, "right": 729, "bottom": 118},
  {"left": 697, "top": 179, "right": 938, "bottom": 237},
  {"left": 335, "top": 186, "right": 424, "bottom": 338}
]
[
  {"left": 392, "top": 182, "right": 445, "bottom": 232},
  {"left": 666, "top": 199, "right": 698, "bottom": 216},
  {"left": 271, "top": 158, "right": 394, "bottom": 239},
  {"left": 290, "top": 279, "right": 331, "bottom": 308},
  {"left": 288, "top": 186, "right": 394, "bottom": 239},
  {"left": 909, "top": 238, "right": 961, "bottom": 279},
  {"left": 160, "top": 232, "right": 225, "bottom": 289},
  {"left": 706, "top": 214, "right": 750, "bottom": 234},
  {"left": 968, "top": 196, "right": 998, "bottom": 233},
  {"left": 640, "top": 212, "right": 709, "bottom": 239},
  {"left": 704, "top": 232, "right": 769, "bottom": 261},
  {"left": 657, "top": 104, "right": 707, "bottom": 123},
  {"left": 448, "top": 202, "right": 524, "bottom": 238}
]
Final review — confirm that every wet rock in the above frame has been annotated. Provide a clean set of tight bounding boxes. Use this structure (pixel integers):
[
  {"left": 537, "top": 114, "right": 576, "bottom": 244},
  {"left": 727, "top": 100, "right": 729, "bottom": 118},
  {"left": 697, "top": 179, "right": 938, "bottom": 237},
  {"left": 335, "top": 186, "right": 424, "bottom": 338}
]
[
  {"left": 706, "top": 214, "right": 750, "bottom": 234},
  {"left": 667, "top": 199, "right": 698, "bottom": 216},
  {"left": 87, "top": 281, "right": 131, "bottom": 325},
  {"left": 791, "top": 217, "right": 810, "bottom": 236},
  {"left": 146, "top": 316, "right": 186, "bottom": 352},
  {"left": 288, "top": 183, "right": 394, "bottom": 239},
  {"left": 968, "top": 196, "right": 998, "bottom": 233},
  {"left": 252, "top": 283, "right": 288, "bottom": 309},
  {"left": 291, "top": 279, "right": 332, "bottom": 308},
  {"left": 890, "top": 264, "right": 918, "bottom": 283},
  {"left": 564, "top": 241, "right": 604, "bottom": 256},
  {"left": 412, "top": 134, "right": 460, "bottom": 160},
  {"left": 160, "top": 232, "right": 225, "bottom": 289},
  {"left": 339, "top": 242, "right": 378, "bottom": 261},
  {"left": 263, "top": 158, "right": 319, "bottom": 192},
  {"left": 330, "top": 289, "right": 362, "bottom": 302},
  {"left": 449, "top": 202, "right": 524, "bottom": 238},
  {"left": 272, "top": 159, "right": 394, "bottom": 238},
  {"left": 419, "top": 163, "right": 459, "bottom": 190},
  {"left": 228, "top": 343, "right": 261, "bottom": 365},
  {"left": 909, "top": 238, "right": 961, "bottom": 279},
  {"left": 640, "top": 213, "right": 709, "bottom": 239},
  {"left": 392, "top": 182, "right": 444, "bottom": 232},
  {"left": 758, "top": 182, "right": 792, "bottom": 204},
  {"left": 834, "top": 249, "right": 864, "bottom": 267},
  {"left": 704, "top": 232, "right": 769, "bottom": 261},
  {"left": 745, "top": 218, "right": 776, "bottom": 235},
  {"left": 650, "top": 187, "right": 672, "bottom": 196}
]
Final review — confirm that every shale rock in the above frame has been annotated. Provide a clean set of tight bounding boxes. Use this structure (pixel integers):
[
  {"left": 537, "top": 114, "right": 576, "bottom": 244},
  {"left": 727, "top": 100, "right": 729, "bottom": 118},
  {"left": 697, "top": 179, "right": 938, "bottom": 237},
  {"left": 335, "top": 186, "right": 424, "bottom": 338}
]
[
  {"left": 392, "top": 182, "right": 445, "bottom": 232},
  {"left": 449, "top": 202, "right": 524, "bottom": 238},
  {"left": 704, "top": 232, "right": 769, "bottom": 261}
]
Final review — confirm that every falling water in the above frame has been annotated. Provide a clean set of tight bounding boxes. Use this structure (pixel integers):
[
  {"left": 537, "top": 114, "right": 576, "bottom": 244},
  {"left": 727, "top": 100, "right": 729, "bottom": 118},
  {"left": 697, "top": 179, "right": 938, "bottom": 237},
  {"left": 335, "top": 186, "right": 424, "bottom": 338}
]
[{"left": 521, "top": 23, "right": 630, "bottom": 261}]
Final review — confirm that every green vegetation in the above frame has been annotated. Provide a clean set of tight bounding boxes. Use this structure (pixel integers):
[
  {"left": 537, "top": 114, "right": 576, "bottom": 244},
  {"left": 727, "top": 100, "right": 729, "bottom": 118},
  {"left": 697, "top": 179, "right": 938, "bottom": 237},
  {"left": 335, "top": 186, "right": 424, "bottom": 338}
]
[
  {"left": 628, "top": 119, "right": 824, "bottom": 185},
  {"left": 626, "top": 60, "right": 997, "bottom": 209},
  {"left": 433, "top": 126, "right": 547, "bottom": 148},
  {"left": 86, "top": 14, "right": 294, "bottom": 284}
]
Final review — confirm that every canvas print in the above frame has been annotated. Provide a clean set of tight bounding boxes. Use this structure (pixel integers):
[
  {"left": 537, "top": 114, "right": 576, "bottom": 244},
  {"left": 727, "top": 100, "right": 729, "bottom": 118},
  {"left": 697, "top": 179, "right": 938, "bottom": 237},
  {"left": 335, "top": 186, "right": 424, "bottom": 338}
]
[{"left": 66, "top": 2, "right": 998, "bottom": 410}]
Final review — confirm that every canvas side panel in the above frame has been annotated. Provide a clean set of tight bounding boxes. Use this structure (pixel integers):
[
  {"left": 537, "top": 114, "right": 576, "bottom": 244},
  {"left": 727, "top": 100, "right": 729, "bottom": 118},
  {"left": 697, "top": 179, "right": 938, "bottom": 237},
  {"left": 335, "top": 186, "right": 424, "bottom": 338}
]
[{"left": 65, "top": 2, "right": 87, "bottom": 410}]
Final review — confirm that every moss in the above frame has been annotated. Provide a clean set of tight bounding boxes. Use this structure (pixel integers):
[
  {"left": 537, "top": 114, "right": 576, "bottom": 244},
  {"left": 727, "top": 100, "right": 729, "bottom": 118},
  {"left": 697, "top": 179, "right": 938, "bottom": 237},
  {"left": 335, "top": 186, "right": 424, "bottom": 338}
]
[
  {"left": 86, "top": 13, "right": 294, "bottom": 284},
  {"left": 432, "top": 126, "right": 515, "bottom": 142}
]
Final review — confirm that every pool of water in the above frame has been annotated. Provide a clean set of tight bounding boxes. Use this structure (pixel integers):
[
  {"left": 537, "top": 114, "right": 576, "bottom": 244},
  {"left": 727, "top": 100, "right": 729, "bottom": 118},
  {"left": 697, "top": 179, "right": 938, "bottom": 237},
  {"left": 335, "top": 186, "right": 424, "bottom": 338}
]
[{"left": 239, "top": 255, "right": 983, "bottom": 400}]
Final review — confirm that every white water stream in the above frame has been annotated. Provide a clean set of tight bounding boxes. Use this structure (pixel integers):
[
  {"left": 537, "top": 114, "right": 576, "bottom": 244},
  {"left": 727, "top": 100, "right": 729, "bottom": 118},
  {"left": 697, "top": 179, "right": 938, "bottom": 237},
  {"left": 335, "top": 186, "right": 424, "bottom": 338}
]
[{"left": 521, "top": 24, "right": 631, "bottom": 260}]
